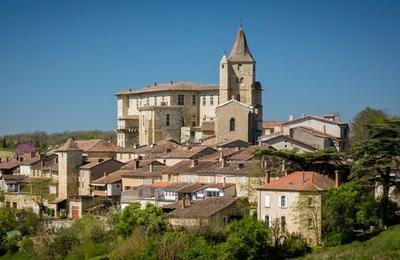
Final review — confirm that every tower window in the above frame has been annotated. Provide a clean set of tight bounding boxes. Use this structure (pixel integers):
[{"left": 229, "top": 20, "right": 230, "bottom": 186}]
[
  {"left": 210, "top": 95, "right": 214, "bottom": 105},
  {"left": 166, "top": 114, "right": 170, "bottom": 126},
  {"left": 178, "top": 95, "right": 185, "bottom": 105},
  {"left": 239, "top": 77, "right": 244, "bottom": 86},
  {"left": 230, "top": 118, "right": 235, "bottom": 132},
  {"left": 202, "top": 96, "right": 206, "bottom": 106},
  {"left": 238, "top": 64, "right": 242, "bottom": 71},
  {"left": 192, "top": 95, "right": 196, "bottom": 105}
]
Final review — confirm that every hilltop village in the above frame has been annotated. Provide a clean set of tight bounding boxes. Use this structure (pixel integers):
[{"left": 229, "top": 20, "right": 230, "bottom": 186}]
[{"left": 0, "top": 28, "right": 399, "bottom": 258}]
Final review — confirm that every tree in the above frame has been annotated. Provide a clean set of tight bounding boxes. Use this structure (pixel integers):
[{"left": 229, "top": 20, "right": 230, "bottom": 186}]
[
  {"left": 255, "top": 148, "right": 349, "bottom": 178},
  {"left": 20, "top": 178, "right": 53, "bottom": 218},
  {"left": 114, "top": 203, "right": 168, "bottom": 238},
  {"left": 351, "top": 117, "right": 400, "bottom": 227},
  {"left": 350, "top": 107, "right": 387, "bottom": 148},
  {"left": 218, "top": 216, "right": 270, "bottom": 259},
  {"left": 239, "top": 164, "right": 264, "bottom": 203},
  {"left": 291, "top": 192, "right": 323, "bottom": 245}
]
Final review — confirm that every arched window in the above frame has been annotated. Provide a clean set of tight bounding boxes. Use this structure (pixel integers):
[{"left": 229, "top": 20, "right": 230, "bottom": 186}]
[{"left": 230, "top": 118, "right": 235, "bottom": 132}]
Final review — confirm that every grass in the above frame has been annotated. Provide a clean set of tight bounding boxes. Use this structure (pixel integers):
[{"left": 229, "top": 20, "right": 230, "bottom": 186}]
[
  {"left": 0, "top": 149, "right": 13, "bottom": 157},
  {"left": 301, "top": 225, "right": 400, "bottom": 259}
]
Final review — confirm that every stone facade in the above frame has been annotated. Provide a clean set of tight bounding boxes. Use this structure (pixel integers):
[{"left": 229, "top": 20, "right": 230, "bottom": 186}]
[
  {"left": 57, "top": 149, "right": 82, "bottom": 199},
  {"left": 116, "top": 27, "right": 263, "bottom": 147}
]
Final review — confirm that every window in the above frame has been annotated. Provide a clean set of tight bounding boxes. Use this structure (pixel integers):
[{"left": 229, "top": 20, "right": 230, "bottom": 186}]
[
  {"left": 207, "top": 190, "right": 219, "bottom": 197},
  {"left": 146, "top": 97, "right": 149, "bottom": 106},
  {"left": 210, "top": 95, "right": 214, "bottom": 105},
  {"left": 264, "top": 215, "right": 270, "bottom": 226},
  {"left": 81, "top": 182, "right": 84, "bottom": 188},
  {"left": 166, "top": 114, "right": 170, "bottom": 126},
  {"left": 239, "top": 77, "right": 244, "bottom": 86},
  {"left": 178, "top": 94, "right": 185, "bottom": 105},
  {"left": 279, "top": 195, "right": 287, "bottom": 208},
  {"left": 181, "top": 117, "right": 185, "bottom": 126},
  {"left": 306, "top": 218, "right": 313, "bottom": 229},
  {"left": 223, "top": 216, "right": 228, "bottom": 224},
  {"left": 238, "top": 63, "right": 242, "bottom": 71},
  {"left": 307, "top": 197, "right": 313, "bottom": 207},
  {"left": 202, "top": 96, "right": 206, "bottom": 106},
  {"left": 281, "top": 216, "right": 286, "bottom": 230},
  {"left": 236, "top": 95, "right": 240, "bottom": 102},
  {"left": 192, "top": 121, "right": 196, "bottom": 127},
  {"left": 264, "top": 195, "right": 270, "bottom": 208},
  {"left": 192, "top": 95, "right": 196, "bottom": 105},
  {"left": 154, "top": 97, "right": 158, "bottom": 106},
  {"left": 229, "top": 118, "right": 235, "bottom": 131}
]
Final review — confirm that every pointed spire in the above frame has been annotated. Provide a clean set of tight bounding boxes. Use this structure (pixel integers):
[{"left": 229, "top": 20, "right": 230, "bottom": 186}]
[
  {"left": 220, "top": 53, "right": 228, "bottom": 64},
  {"left": 56, "top": 138, "right": 82, "bottom": 152},
  {"left": 228, "top": 26, "right": 254, "bottom": 62}
]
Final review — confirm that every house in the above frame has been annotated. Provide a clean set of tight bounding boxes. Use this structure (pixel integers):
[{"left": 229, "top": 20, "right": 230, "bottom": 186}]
[
  {"left": 90, "top": 169, "right": 125, "bottom": 198},
  {"left": 259, "top": 135, "right": 318, "bottom": 153},
  {"left": 162, "top": 197, "right": 247, "bottom": 228},
  {"left": 177, "top": 182, "right": 236, "bottom": 200},
  {"left": 154, "top": 145, "right": 216, "bottom": 166},
  {"left": 120, "top": 182, "right": 189, "bottom": 209},
  {"left": 78, "top": 158, "right": 125, "bottom": 196},
  {"left": 256, "top": 171, "right": 337, "bottom": 244},
  {"left": 121, "top": 161, "right": 167, "bottom": 191}
]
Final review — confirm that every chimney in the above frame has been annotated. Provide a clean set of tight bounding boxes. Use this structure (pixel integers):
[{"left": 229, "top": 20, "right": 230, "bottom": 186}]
[
  {"left": 19, "top": 157, "right": 23, "bottom": 162},
  {"left": 222, "top": 175, "right": 226, "bottom": 187},
  {"left": 220, "top": 157, "right": 226, "bottom": 168},
  {"left": 135, "top": 159, "right": 140, "bottom": 169},
  {"left": 266, "top": 171, "right": 271, "bottom": 184},
  {"left": 133, "top": 143, "right": 138, "bottom": 149},
  {"left": 104, "top": 172, "right": 107, "bottom": 177},
  {"left": 288, "top": 115, "right": 294, "bottom": 121},
  {"left": 191, "top": 159, "right": 198, "bottom": 167},
  {"left": 302, "top": 171, "right": 305, "bottom": 182},
  {"left": 235, "top": 146, "right": 240, "bottom": 151},
  {"left": 40, "top": 153, "right": 46, "bottom": 168},
  {"left": 149, "top": 162, "right": 154, "bottom": 173},
  {"left": 219, "top": 150, "right": 224, "bottom": 162},
  {"left": 335, "top": 170, "right": 341, "bottom": 187}
]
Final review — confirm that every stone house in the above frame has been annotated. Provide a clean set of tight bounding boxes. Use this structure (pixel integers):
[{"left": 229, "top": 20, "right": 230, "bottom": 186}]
[{"left": 256, "top": 171, "right": 336, "bottom": 244}]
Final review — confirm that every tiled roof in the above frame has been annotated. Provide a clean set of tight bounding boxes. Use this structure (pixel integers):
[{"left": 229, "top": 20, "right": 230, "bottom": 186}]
[
  {"left": 165, "top": 197, "right": 239, "bottom": 218},
  {"left": 122, "top": 165, "right": 167, "bottom": 178},
  {"left": 75, "top": 139, "right": 102, "bottom": 151},
  {"left": 133, "top": 139, "right": 181, "bottom": 155},
  {"left": 293, "top": 126, "right": 341, "bottom": 140},
  {"left": 228, "top": 146, "right": 261, "bottom": 161},
  {"left": 121, "top": 159, "right": 163, "bottom": 170},
  {"left": 156, "top": 146, "right": 216, "bottom": 159},
  {"left": 159, "top": 160, "right": 217, "bottom": 175},
  {"left": 257, "top": 171, "right": 335, "bottom": 191},
  {"left": 0, "top": 160, "right": 21, "bottom": 170},
  {"left": 177, "top": 183, "right": 210, "bottom": 193},
  {"left": 116, "top": 82, "right": 219, "bottom": 95},
  {"left": 283, "top": 115, "right": 348, "bottom": 126},
  {"left": 207, "top": 182, "right": 235, "bottom": 190},
  {"left": 91, "top": 170, "right": 125, "bottom": 184},
  {"left": 56, "top": 138, "right": 82, "bottom": 152},
  {"left": 86, "top": 140, "right": 124, "bottom": 153},
  {"left": 79, "top": 158, "right": 124, "bottom": 170}
]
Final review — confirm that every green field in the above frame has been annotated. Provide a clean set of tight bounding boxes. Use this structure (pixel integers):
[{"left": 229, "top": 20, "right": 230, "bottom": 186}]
[
  {"left": 302, "top": 226, "right": 400, "bottom": 259},
  {"left": 0, "top": 150, "right": 13, "bottom": 157}
]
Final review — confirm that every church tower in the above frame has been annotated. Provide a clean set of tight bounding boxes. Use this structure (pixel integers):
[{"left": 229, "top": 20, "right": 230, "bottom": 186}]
[{"left": 218, "top": 26, "right": 263, "bottom": 141}]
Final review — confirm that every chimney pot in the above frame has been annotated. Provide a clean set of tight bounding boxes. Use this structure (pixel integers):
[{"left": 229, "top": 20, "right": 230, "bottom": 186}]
[
  {"left": 135, "top": 159, "right": 140, "bottom": 169},
  {"left": 149, "top": 162, "right": 154, "bottom": 173}
]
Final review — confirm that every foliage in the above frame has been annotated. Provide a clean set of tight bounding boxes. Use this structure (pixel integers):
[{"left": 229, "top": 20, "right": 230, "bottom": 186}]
[
  {"left": 322, "top": 182, "right": 382, "bottom": 246},
  {"left": 350, "top": 107, "right": 387, "bottom": 148},
  {"left": 277, "top": 232, "right": 311, "bottom": 259},
  {"left": 255, "top": 148, "right": 349, "bottom": 178},
  {"left": 218, "top": 215, "right": 270, "bottom": 259},
  {"left": 114, "top": 203, "right": 168, "bottom": 238},
  {"left": 350, "top": 117, "right": 400, "bottom": 226},
  {"left": 0, "top": 207, "right": 40, "bottom": 236},
  {"left": 2, "top": 130, "right": 116, "bottom": 152},
  {"left": 302, "top": 225, "right": 400, "bottom": 260}
]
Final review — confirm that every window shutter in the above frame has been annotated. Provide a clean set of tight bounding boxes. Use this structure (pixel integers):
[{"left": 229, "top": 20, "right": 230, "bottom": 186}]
[
  {"left": 264, "top": 195, "right": 270, "bottom": 208},
  {"left": 278, "top": 196, "right": 282, "bottom": 207}
]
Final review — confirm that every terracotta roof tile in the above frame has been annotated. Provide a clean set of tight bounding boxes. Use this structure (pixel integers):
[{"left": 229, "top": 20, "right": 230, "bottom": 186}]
[{"left": 257, "top": 171, "right": 335, "bottom": 191}]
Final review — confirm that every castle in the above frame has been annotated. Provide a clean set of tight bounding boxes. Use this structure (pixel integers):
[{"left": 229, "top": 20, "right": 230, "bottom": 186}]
[{"left": 116, "top": 27, "right": 263, "bottom": 147}]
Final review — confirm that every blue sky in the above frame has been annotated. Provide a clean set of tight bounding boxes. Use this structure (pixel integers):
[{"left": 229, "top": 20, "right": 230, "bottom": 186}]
[{"left": 1, "top": 0, "right": 399, "bottom": 135}]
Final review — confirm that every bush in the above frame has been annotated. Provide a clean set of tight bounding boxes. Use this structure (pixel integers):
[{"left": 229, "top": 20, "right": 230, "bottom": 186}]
[{"left": 277, "top": 232, "right": 311, "bottom": 258}]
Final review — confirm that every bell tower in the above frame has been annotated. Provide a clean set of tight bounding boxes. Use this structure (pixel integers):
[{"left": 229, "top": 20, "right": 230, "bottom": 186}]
[{"left": 219, "top": 26, "right": 257, "bottom": 105}]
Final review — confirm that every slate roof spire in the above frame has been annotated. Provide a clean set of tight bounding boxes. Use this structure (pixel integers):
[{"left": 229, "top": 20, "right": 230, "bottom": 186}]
[{"left": 228, "top": 26, "right": 255, "bottom": 62}]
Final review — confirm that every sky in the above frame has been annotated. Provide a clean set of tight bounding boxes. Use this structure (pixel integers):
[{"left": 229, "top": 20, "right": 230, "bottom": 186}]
[{"left": 1, "top": 0, "right": 399, "bottom": 135}]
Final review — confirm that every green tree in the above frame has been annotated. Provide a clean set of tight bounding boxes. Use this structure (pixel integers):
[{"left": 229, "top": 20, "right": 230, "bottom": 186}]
[
  {"left": 114, "top": 203, "right": 168, "bottom": 238},
  {"left": 350, "top": 107, "right": 387, "bottom": 148},
  {"left": 218, "top": 216, "right": 270, "bottom": 259},
  {"left": 351, "top": 117, "right": 400, "bottom": 226}
]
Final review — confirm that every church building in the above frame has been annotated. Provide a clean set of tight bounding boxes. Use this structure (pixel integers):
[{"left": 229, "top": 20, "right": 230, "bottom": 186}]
[{"left": 115, "top": 27, "right": 263, "bottom": 147}]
